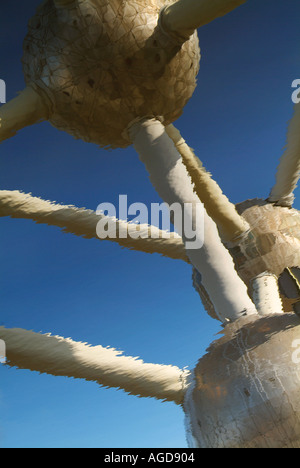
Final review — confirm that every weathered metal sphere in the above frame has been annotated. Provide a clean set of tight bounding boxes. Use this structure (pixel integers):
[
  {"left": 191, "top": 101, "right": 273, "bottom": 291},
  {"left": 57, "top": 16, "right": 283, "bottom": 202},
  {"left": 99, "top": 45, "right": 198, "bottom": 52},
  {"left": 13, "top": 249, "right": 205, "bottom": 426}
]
[
  {"left": 22, "top": 0, "right": 200, "bottom": 148},
  {"left": 232, "top": 199, "right": 300, "bottom": 286},
  {"left": 185, "top": 313, "right": 300, "bottom": 448},
  {"left": 193, "top": 199, "right": 300, "bottom": 320}
]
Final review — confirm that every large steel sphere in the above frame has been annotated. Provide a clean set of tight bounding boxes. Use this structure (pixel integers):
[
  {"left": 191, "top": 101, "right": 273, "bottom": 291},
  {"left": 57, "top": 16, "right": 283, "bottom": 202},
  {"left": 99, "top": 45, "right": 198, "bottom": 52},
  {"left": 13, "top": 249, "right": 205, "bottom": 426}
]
[
  {"left": 232, "top": 199, "right": 300, "bottom": 286},
  {"left": 22, "top": 0, "right": 200, "bottom": 148},
  {"left": 185, "top": 313, "right": 300, "bottom": 448},
  {"left": 193, "top": 199, "right": 300, "bottom": 320}
]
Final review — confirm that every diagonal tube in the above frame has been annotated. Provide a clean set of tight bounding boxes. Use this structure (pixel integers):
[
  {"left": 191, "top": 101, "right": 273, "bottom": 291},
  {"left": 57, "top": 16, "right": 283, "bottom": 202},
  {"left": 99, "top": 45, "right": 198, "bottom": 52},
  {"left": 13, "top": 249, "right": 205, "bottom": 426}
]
[
  {"left": 160, "top": 0, "right": 247, "bottom": 41},
  {"left": 0, "top": 85, "right": 50, "bottom": 143},
  {"left": 268, "top": 104, "right": 300, "bottom": 207},
  {"left": 129, "top": 118, "right": 258, "bottom": 322},
  {"left": 166, "top": 124, "right": 250, "bottom": 242},
  {"left": 0, "top": 326, "right": 188, "bottom": 405},
  {"left": 0, "top": 190, "right": 188, "bottom": 262}
]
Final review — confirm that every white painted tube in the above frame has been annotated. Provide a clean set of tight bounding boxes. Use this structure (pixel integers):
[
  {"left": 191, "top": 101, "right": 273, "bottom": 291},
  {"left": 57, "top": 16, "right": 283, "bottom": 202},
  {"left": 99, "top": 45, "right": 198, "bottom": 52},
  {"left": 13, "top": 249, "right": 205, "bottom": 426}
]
[
  {"left": 166, "top": 124, "right": 250, "bottom": 242},
  {"left": 268, "top": 104, "right": 300, "bottom": 207},
  {"left": 251, "top": 272, "right": 284, "bottom": 316},
  {"left": 0, "top": 326, "right": 189, "bottom": 405},
  {"left": 160, "top": 0, "right": 247, "bottom": 41},
  {"left": 0, "top": 85, "right": 50, "bottom": 143},
  {"left": 0, "top": 190, "right": 188, "bottom": 262},
  {"left": 129, "top": 118, "right": 257, "bottom": 322}
]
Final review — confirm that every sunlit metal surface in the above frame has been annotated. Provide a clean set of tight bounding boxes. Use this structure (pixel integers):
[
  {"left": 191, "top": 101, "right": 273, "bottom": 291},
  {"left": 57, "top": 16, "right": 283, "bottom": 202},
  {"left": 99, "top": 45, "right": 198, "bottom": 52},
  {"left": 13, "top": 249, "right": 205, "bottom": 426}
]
[{"left": 185, "top": 313, "right": 300, "bottom": 448}]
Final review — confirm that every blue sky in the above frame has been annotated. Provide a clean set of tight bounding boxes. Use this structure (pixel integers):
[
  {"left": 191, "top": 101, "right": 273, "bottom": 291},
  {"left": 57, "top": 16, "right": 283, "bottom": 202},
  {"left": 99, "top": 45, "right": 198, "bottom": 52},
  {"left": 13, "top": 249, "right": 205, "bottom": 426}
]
[{"left": 0, "top": 0, "right": 299, "bottom": 448}]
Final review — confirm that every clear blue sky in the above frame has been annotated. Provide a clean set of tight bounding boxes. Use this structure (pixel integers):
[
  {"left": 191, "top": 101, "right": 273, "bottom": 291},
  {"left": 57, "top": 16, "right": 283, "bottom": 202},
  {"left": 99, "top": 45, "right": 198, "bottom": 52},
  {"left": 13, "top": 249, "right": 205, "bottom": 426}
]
[{"left": 0, "top": 0, "right": 299, "bottom": 448}]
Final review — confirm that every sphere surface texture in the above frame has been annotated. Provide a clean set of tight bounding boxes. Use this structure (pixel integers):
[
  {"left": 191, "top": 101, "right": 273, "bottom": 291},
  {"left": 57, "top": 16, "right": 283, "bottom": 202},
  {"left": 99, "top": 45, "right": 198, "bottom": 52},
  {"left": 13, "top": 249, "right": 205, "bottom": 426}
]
[
  {"left": 22, "top": 0, "right": 200, "bottom": 148},
  {"left": 193, "top": 199, "right": 300, "bottom": 320},
  {"left": 185, "top": 313, "right": 300, "bottom": 448},
  {"left": 233, "top": 199, "right": 300, "bottom": 285}
]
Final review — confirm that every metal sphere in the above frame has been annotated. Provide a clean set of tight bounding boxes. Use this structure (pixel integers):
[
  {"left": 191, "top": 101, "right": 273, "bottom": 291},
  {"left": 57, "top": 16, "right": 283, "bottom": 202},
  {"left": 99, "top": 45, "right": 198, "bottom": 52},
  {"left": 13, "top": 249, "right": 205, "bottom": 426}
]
[
  {"left": 22, "top": 0, "right": 200, "bottom": 148},
  {"left": 232, "top": 199, "right": 300, "bottom": 285},
  {"left": 193, "top": 199, "right": 300, "bottom": 320},
  {"left": 186, "top": 313, "right": 300, "bottom": 448}
]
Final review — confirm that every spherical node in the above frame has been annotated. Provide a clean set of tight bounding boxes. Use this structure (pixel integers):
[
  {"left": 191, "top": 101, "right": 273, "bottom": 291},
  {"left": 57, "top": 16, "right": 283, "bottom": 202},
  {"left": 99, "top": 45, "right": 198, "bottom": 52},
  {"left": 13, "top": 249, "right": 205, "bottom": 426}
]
[{"left": 22, "top": 0, "right": 200, "bottom": 148}]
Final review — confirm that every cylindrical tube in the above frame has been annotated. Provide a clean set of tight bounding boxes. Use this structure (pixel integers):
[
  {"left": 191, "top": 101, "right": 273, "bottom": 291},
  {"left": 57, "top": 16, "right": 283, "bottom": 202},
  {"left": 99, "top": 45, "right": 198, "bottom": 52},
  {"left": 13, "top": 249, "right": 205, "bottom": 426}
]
[
  {"left": 129, "top": 118, "right": 257, "bottom": 322},
  {"left": 161, "top": 0, "right": 247, "bottom": 41},
  {"left": 0, "top": 85, "right": 50, "bottom": 142},
  {"left": 0, "top": 326, "right": 188, "bottom": 405},
  {"left": 268, "top": 104, "right": 300, "bottom": 207},
  {"left": 251, "top": 272, "right": 284, "bottom": 316},
  {"left": 0, "top": 190, "right": 188, "bottom": 262},
  {"left": 166, "top": 124, "right": 250, "bottom": 242}
]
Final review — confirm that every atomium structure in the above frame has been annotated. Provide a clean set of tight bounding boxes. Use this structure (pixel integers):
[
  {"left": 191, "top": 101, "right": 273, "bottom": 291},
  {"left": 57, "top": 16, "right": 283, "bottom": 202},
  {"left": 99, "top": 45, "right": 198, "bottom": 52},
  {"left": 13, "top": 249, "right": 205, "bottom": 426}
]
[{"left": 1, "top": 0, "right": 300, "bottom": 448}]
